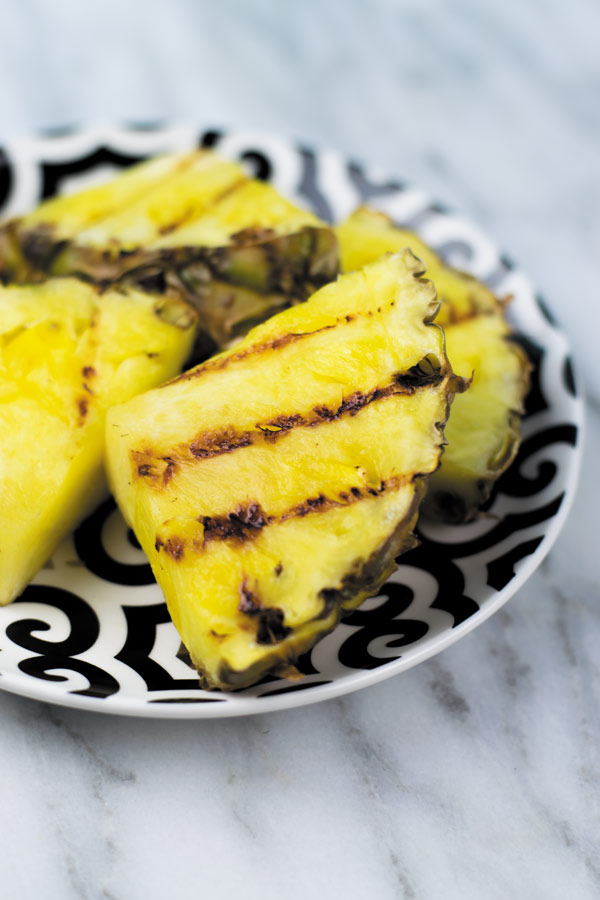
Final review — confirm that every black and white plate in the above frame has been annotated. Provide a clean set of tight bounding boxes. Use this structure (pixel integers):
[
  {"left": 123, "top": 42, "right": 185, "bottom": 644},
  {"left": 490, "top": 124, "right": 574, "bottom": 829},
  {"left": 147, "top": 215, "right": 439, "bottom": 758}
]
[{"left": 0, "top": 125, "right": 583, "bottom": 717}]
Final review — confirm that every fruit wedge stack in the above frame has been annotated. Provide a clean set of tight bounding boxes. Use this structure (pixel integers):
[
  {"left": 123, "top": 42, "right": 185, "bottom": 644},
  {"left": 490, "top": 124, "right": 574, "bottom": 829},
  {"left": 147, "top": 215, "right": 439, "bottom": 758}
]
[{"left": 0, "top": 150, "right": 529, "bottom": 689}]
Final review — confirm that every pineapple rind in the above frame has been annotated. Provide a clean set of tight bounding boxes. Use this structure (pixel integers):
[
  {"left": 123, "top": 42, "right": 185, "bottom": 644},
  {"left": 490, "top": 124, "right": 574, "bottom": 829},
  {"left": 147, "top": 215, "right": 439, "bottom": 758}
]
[{"left": 106, "top": 253, "right": 463, "bottom": 689}]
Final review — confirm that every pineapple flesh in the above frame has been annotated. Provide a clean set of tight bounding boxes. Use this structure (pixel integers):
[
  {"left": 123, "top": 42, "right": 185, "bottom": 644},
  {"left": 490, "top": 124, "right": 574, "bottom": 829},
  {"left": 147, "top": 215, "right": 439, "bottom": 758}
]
[
  {"left": 336, "top": 208, "right": 530, "bottom": 523},
  {"left": 106, "top": 253, "right": 463, "bottom": 690},
  {"left": 1, "top": 151, "right": 338, "bottom": 350},
  {"left": 0, "top": 278, "right": 197, "bottom": 605}
]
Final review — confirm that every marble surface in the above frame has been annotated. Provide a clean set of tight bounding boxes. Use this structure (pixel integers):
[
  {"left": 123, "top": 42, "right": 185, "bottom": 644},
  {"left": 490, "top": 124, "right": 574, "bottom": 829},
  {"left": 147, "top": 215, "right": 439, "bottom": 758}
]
[{"left": 0, "top": 0, "right": 598, "bottom": 897}]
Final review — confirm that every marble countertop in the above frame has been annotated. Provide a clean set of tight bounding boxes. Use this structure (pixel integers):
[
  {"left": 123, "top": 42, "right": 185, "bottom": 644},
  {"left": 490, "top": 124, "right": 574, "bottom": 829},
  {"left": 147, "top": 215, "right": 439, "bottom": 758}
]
[{"left": 0, "top": 0, "right": 598, "bottom": 897}]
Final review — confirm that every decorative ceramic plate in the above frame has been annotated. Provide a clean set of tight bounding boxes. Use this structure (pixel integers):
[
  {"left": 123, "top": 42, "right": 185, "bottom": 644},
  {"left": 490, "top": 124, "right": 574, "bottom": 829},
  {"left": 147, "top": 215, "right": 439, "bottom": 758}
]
[{"left": 0, "top": 125, "right": 583, "bottom": 717}]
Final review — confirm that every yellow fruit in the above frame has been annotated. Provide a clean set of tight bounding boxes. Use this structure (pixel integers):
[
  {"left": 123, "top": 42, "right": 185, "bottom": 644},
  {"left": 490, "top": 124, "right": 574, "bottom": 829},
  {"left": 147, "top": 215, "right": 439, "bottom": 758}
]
[
  {"left": 106, "top": 253, "right": 463, "bottom": 689},
  {"left": 1, "top": 151, "right": 338, "bottom": 350},
  {"left": 0, "top": 278, "right": 197, "bottom": 605},
  {"left": 336, "top": 207, "right": 530, "bottom": 521}
]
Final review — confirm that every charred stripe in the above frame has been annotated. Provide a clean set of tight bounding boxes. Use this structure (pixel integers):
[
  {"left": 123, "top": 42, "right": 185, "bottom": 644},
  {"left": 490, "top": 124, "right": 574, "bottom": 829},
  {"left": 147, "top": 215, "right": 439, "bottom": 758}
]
[
  {"left": 167, "top": 298, "right": 399, "bottom": 386},
  {"left": 153, "top": 472, "right": 415, "bottom": 564},
  {"left": 181, "top": 362, "right": 444, "bottom": 460}
]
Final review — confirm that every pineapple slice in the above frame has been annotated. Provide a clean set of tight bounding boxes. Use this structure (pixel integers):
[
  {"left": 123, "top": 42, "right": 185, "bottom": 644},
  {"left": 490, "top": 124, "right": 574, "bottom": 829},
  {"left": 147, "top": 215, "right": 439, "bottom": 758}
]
[
  {"left": 336, "top": 208, "right": 530, "bottom": 522},
  {"left": 0, "top": 153, "right": 200, "bottom": 282},
  {"left": 0, "top": 278, "right": 197, "bottom": 605},
  {"left": 1, "top": 151, "right": 338, "bottom": 350},
  {"left": 106, "top": 253, "right": 463, "bottom": 689}
]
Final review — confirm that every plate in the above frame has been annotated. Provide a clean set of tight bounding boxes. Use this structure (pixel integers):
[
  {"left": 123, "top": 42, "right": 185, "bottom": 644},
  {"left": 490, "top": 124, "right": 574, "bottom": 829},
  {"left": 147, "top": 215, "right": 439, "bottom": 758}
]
[{"left": 0, "top": 125, "right": 583, "bottom": 717}]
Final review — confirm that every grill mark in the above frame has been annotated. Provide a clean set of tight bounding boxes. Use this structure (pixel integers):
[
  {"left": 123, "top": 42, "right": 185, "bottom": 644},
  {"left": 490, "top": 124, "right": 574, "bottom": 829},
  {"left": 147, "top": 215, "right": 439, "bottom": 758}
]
[
  {"left": 77, "top": 397, "right": 89, "bottom": 423},
  {"left": 169, "top": 323, "right": 336, "bottom": 386},
  {"left": 157, "top": 176, "right": 249, "bottom": 236},
  {"left": 167, "top": 301, "right": 390, "bottom": 387},
  {"left": 154, "top": 534, "right": 186, "bottom": 560},
  {"left": 201, "top": 502, "right": 269, "bottom": 542},
  {"left": 132, "top": 451, "right": 177, "bottom": 486},
  {"left": 162, "top": 458, "right": 176, "bottom": 486},
  {"left": 153, "top": 472, "right": 417, "bottom": 564},
  {"left": 237, "top": 578, "right": 292, "bottom": 645},
  {"left": 172, "top": 364, "right": 444, "bottom": 462},
  {"left": 190, "top": 428, "right": 253, "bottom": 458},
  {"left": 198, "top": 475, "right": 406, "bottom": 546}
]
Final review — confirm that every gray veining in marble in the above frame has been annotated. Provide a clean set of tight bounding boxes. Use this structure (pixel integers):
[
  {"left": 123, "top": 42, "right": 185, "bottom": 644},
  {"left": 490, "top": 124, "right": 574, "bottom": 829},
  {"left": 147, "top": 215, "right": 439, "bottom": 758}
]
[{"left": 0, "top": 0, "right": 598, "bottom": 897}]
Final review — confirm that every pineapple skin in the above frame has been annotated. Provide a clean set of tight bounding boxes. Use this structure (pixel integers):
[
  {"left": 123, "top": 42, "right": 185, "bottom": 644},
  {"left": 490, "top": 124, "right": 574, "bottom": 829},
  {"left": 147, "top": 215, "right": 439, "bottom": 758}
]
[
  {"left": 0, "top": 278, "right": 197, "bottom": 606},
  {"left": 336, "top": 207, "right": 530, "bottom": 523},
  {"left": 1, "top": 151, "right": 339, "bottom": 350},
  {"left": 106, "top": 253, "right": 464, "bottom": 690}
]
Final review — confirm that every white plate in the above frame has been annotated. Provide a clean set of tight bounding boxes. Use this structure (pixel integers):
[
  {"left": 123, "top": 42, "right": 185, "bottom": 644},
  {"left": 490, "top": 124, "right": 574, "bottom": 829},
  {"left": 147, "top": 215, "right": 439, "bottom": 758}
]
[{"left": 0, "top": 125, "right": 583, "bottom": 717}]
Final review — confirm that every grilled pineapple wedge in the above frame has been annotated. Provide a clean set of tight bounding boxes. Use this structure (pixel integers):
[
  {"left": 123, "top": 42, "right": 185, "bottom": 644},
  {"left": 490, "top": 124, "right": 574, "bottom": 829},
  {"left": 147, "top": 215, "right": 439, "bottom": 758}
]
[
  {"left": 337, "top": 207, "right": 530, "bottom": 522},
  {"left": 0, "top": 278, "right": 197, "bottom": 606},
  {"left": 106, "top": 253, "right": 464, "bottom": 690},
  {"left": 1, "top": 151, "right": 338, "bottom": 349}
]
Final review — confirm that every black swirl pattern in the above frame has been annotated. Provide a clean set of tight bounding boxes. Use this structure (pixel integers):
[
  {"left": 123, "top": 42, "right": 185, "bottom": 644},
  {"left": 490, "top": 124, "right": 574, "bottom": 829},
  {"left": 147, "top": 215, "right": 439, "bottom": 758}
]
[
  {"left": 199, "top": 129, "right": 224, "bottom": 149},
  {"left": 115, "top": 603, "right": 199, "bottom": 692},
  {"left": 0, "top": 147, "right": 13, "bottom": 213},
  {"left": 258, "top": 680, "right": 332, "bottom": 698},
  {"left": 7, "top": 586, "right": 119, "bottom": 698},
  {"left": 296, "top": 146, "right": 334, "bottom": 223},
  {"left": 430, "top": 239, "right": 477, "bottom": 269},
  {"left": 73, "top": 498, "right": 154, "bottom": 586},
  {"left": 396, "top": 546, "right": 479, "bottom": 628},
  {"left": 347, "top": 161, "right": 404, "bottom": 200},
  {"left": 486, "top": 537, "right": 545, "bottom": 591},
  {"left": 536, "top": 293, "right": 559, "bottom": 327},
  {"left": 239, "top": 150, "right": 272, "bottom": 181},
  {"left": 338, "top": 583, "right": 429, "bottom": 670},
  {"left": 563, "top": 356, "right": 577, "bottom": 397},
  {"left": 0, "top": 130, "right": 581, "bottom": 711},
  {"left": 40, "top": 146, "right": 148, "bottom": 199}
]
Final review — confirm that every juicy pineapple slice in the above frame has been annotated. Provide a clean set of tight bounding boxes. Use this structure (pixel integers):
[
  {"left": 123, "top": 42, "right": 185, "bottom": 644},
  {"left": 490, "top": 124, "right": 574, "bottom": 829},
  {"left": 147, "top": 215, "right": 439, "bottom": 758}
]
[
  {"left": 106, "top": 253, "right": 463, "bottom": 689},
  {"left": 0, "top": 278, "right": 197, "bottom": 605},
  {"left": 336, "top": 208, "right": 530, "bottom": 522},
  {"left": 1, "top": 151, "right": 338, "bottom": 349},
  {"left": 0, "top": 153, "right": 200, "bottom": 283}
]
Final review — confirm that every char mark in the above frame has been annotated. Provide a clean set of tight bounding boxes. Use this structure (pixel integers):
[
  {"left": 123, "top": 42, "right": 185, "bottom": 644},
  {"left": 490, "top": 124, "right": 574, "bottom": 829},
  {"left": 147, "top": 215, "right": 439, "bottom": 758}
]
[
  {"left": 154, "top": 535, "right": 185, "bottom": 560},
  {"left": 238, "top": 577, "right": 291, "bottom": 645},
  {"left": 394, "top": 357, "right": 444, "bottom": 391},
  {"left": 181, "top": 360, "right": 444, "bottom": 462},
  {"left": 200, "top": 477, "right": 402, "bottom": 546},
  {"left": 202, "top": 502, "right": 270, "bottom": 542},
  {"left": 169, "top": 300, "right": 383, "bottom": 386},
  {"left": 134, "top": 452, "right": 177, "bottom": 486},
  {"left": 77, "top": 397, "right": 89, "bottom": 422},
  {"left": 256, "top": 609, "right": 291, "bottom": 644},
  {"left": 190, "top": 429, "right": 253, "bottom": 458}
]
